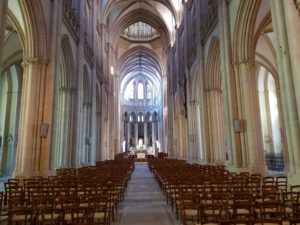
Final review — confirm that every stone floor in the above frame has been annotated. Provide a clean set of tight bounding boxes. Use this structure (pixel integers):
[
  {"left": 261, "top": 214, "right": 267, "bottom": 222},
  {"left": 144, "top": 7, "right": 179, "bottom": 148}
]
[{"left": 112, "top": 162, "right": 181, "bottom": 225}]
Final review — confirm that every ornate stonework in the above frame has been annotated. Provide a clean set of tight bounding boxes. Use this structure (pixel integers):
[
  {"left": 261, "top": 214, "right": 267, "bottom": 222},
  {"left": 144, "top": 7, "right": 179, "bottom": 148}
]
[
  {"left": 63, "top": 0, "right": 80, "bottom": 43},
  {"left": 200, "top": 0, "right": 218, "bottom": 45},
  {"left": 84, "top": 35, "right": 93, "bottom": 67}
]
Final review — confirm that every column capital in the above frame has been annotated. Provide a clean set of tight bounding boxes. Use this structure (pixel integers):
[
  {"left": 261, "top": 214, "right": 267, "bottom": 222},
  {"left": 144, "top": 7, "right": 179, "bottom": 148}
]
[
  {"left": 232, "top": 59, "right": 255, "bottom": 67},
  {"left": 22, "top": 57, "right": 49, "bottom": 67}
]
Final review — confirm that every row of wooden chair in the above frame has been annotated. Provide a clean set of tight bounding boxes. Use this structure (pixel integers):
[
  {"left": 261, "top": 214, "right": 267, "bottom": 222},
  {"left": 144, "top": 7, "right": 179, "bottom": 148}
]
[
  {"left": 148, "top": 158, "right": 300, "bottom": 225},
  {"left": 0, "top": 158, "right": 135, "bottom": 225}
]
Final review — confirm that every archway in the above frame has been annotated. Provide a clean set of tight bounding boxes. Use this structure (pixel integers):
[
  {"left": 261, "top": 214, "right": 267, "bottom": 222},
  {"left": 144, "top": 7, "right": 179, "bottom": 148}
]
[
  {"left": 204, "top": 37, "right": 226, "bottom": 164},
  {"left": 257, "top": 66, "right": 284, "bottom": 172},
  {"left": 0, "top": 18, "right": 23, "bottom": 176},
  {"left": 51, "top": 35, "right": 77, "bottom": 169}
]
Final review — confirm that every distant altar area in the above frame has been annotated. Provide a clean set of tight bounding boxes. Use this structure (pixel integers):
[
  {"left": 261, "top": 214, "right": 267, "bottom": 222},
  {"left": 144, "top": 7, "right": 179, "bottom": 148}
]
[{"left": 129, "top": 146, "right": 155, "bottom": 158}]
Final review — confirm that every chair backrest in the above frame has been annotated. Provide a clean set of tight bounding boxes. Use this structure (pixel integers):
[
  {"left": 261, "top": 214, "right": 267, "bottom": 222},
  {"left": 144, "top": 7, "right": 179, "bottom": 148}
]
[
  {"left": 71, "top": 206, "right": 94, "bottom": 225},
  {"left": 291, "top": 185, "right": 300, "bottom": 193}
]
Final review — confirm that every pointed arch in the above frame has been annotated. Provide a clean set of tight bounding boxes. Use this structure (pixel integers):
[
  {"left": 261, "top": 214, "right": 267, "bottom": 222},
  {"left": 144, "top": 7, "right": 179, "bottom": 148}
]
[
  {"left": 19, "top": 0, "right": 47, "bottom": 59},
  {"left": 83, "top": 65, "right": 91, "bottom": 104},
  {"left": 233, "top": 0, "right": 260, "bottom": 61},
  {"left": 205, "top": 37, "right": 221, "bottom": 90},
  {"left": 204, "top": 36, "right": 226, "bottom": 164},
  {"left": 61, "top": 35, "right": 76, "bottom": 89}
]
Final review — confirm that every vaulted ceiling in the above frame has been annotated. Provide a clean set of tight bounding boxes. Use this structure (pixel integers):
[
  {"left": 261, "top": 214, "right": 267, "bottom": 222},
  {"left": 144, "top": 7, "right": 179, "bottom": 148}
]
[
  {"left": 101, "top": 0, "right": 184, "bottom": 98},
  {"left": 102, "top": 0, "right": 184, "bottom": 47}
]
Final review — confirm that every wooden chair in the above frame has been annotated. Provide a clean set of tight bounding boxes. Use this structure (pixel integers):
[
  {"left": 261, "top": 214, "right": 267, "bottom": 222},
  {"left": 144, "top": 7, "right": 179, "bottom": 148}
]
[
  {"left": 282, "top": 192, "right": 300, "bottom": 219},
  {"left": 289, "top": 203, "right": 300, "bottom": 225},
  {"left": 199, "top": 193, "right": 229, "bottom": 225},
  {"left": 56, "top": 195, "right": 79, "bottom": 224},
  {"left": 91, "top": 195, "right": 109, "bottom": 225},
  {"left": 276, "top": 176, "right": 288, "bottom": 193},
  {"left": 71, "top": 206, "right": 94, "bottom": 225},
  {"left": 291, "top": 185, "right": 300, "bottom": 193},
  {"left": 231, "top": 192, "right": 254, "bottom": 220},
  {"left": 33, "top": 196, "right": 61, "bottom": 225},
  {"left": 0, "top": 191, "right": 8, "bottom": 223},
  {"left": 179, "top": 191, "right": 200, "bottom": 225},
  {"left": 7, "top": 185, "right": 34, "bottom": 225},
  {"left": 7, "top": 207, "right": 33, "bottom": 225}
]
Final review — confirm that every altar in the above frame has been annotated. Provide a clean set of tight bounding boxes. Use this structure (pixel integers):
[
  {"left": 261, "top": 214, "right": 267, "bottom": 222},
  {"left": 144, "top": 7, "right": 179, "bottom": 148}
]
[
  {"left": 129, "top": 146, "right": 156, "bottom": 158},
  {"left": 136, "top": 152, "right": 146, "bottom": 159}
]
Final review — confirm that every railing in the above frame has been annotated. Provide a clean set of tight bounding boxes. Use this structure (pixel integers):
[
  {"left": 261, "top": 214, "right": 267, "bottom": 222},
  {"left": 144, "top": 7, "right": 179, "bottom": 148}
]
[
  {"left": 265, "top": 153, "right": 284, "bottom": 172},
  {"left": 121, "top": 30, "right": 160, "bottom": 41}
]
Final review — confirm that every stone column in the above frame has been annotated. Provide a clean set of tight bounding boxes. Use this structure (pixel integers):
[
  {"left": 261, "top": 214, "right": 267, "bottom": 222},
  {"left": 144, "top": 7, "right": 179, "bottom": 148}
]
[
  {"left": 13, "top": 58, "right": 48, "bottom": 178},
  {"left": 134, "top": 122, "right": 138, "bottom": 147},
  {"left": 218, "top": 0, "right": 237, "bottom": 168},
  {"left": 0, "top": 0, "right": 8, "bottom": 74},
  {"left": 210, "top": 90, "right": 226, "bottom": 163},
  {"left": 152, "top": 120, "right": 156, "bottom": 152},
  {"left": 270, "top": 0, "right": 300, "bottom": 177},
  {"left": 233, "top": 61, "right": 265, "bottom": 173},
  {"left": 144, "top": 122, "right": 147, "bottom": 147},
  {"left": 195, "top": 102, "right": 204, "bottom": 161},
  {"left": 158, "top": 119, "right": 163, "bottom": 153},
  {"left": 127, "top": 121, "right": 130, "bottom": 151}
]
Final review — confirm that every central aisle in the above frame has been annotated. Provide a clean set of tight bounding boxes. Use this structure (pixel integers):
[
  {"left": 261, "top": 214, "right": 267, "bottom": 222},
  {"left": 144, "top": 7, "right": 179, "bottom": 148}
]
[{"left": 113, "top": 162, "right": 181, "bottom": 225}]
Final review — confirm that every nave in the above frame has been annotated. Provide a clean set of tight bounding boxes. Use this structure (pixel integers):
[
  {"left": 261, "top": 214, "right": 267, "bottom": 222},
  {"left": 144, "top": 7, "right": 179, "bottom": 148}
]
[{"left": 113, "top": 162, "right": 180, "bottom": 225}]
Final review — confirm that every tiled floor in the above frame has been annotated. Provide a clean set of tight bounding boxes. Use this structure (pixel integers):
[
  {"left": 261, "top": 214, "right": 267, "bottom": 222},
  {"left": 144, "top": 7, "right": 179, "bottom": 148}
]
[{"left": 113, "top": 162, "right": 181, "bottom": 225}]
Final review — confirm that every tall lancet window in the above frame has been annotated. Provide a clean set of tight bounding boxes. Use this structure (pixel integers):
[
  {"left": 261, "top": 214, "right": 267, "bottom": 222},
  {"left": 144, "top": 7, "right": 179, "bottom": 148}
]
[
  {"left": 147, "top": 83, "right": 152, "bottom": 99},
  {"left": 124, "top": 81, "right": 134, "bottom": 100},
  {"left": 137, "top": 82, "right": 144, "bottom": 99}
]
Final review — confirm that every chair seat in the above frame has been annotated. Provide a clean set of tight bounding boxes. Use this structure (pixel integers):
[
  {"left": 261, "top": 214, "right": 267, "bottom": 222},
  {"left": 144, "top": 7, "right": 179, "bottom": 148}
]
[
  {"left": 94, "top": 212, "right": 105, "bottom": 220},
  {"left": 0, "top": 215, "right": 8, "bottom": 222},
  {"left": 38, "top": 213, "right": 61, "bottom": 221},
  {"left": 11, "top": 214, "right": 29, "bottom": 222},
  {"left": 184, "top": 209, "right": 198, "bottom": 216}
]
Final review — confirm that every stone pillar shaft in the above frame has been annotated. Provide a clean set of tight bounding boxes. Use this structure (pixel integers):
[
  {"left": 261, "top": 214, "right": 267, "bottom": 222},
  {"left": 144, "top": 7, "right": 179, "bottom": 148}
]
[
  {"left": 144, "top": 122, "right": 147, "bottom": 146},
  {"left": 134, "top": 122, "right": 138, "bottom": 146},
  {"left": 127, "top": 122, "right": 130, "bottom": 150},
  {"left": 234, "top": 61, "right": 264, "bottom": 173},
  {"left": 0, "top": 0, "right": 8, "bottom": 75},
  {"left": 218, "top": 0, "right": 238, "bottom": 168},
  {"left": 152, "top": 121, "right": 156, "bottom": 150},
  {"left": 270, "top": 0, "right": 300, "bottom": 174},
  {"left": 14, "top": 59, "right": 48, "bottom": 178}
]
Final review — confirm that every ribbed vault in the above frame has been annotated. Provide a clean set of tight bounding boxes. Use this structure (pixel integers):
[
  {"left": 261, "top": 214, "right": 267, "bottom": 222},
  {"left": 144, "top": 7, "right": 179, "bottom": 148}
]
[{"left": 120, "top": 51, "right": 162, "bottom": 96}]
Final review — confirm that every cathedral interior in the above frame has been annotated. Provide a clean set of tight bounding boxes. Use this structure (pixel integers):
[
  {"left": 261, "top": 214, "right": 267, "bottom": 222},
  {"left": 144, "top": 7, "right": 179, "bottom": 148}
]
[{"left": 1, "top": 0, "right": 300, "bottom": 224}]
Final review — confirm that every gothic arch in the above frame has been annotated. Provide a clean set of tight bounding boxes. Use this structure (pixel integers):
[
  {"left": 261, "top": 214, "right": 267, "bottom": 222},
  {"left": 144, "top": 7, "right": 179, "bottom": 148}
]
[
  {"left": 61, "top": 35, "right": 76, "bottom": 89},
  {"left": 233, "top": 0, "right": 261, "bottom": 61},
  {"left": 18, "top": 0, "right": 47, "bottom": 59},
  {"left": 51, "top": 35, "right": 77, "bottom": 169},
  {"left": 205, "top": 37, "right": 221, "bottom": 90},
  {"left": 118, "top": 46, "right": 164, "bottom": 75},
  {"left": 109, "top": 8, "right": 171, "bottom": 48},
  {"left": 253, "top": 11, "right": 287, "bottom": 172},
  {"left": 204, "top": 37, "right": 226, "bottom": 164},
  {"left": 83, "top": 65, "right": 91, "bottom": 105}
]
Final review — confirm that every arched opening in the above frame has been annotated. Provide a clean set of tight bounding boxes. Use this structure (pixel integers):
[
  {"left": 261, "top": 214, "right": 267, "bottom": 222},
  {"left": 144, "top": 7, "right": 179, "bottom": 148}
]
[
  {"left": 204, "top": 37, "right": 226, "bottom": 164},
  {"left": 96, "top": 83, "right": 102, "bottom": 161},
  {"left": 0, "top": 19, "right": 23, "bottom": 177},
  {"left": 51, "top": 36, "right": 77, "bottom": 169},
  {"left": 81, "top": 65, "right": 92, "bottom": 165},
  {"left": 120, "top": 51, "right": 162, "bottom": 157},
  {"left": 257, "top": 65, "right": 284, "bottom": 172}
]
